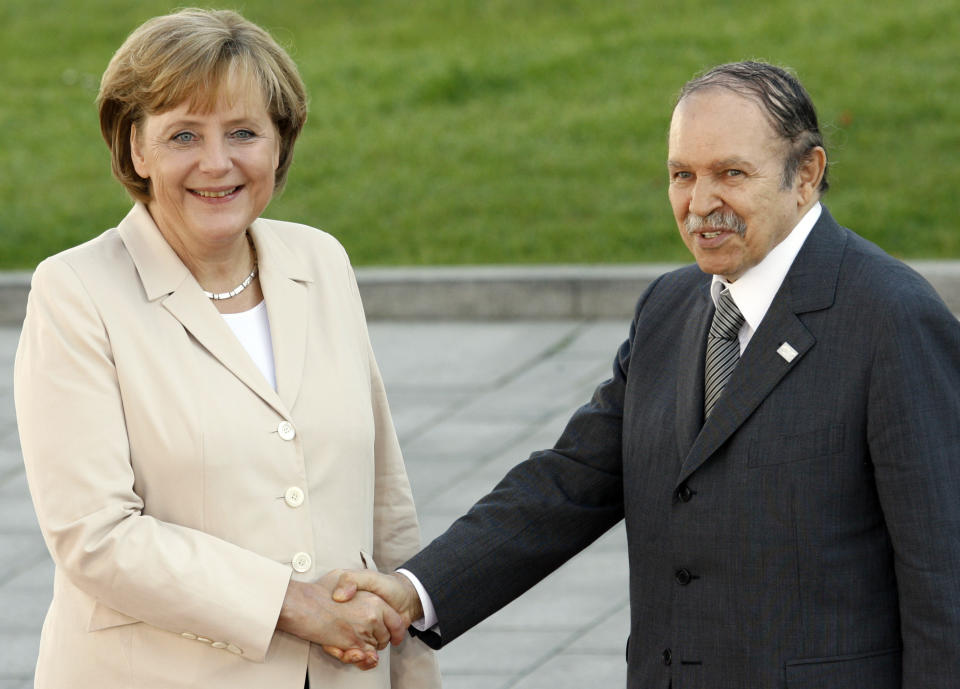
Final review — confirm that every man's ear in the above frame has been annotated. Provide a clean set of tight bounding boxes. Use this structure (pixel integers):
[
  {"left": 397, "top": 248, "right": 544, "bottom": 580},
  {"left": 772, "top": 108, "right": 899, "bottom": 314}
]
[
  {"left": 796, "top": 146, "right": 826, "bottom": 206},
  {"left": 130, "top": 123, "right": 149, "bottom": 179}
]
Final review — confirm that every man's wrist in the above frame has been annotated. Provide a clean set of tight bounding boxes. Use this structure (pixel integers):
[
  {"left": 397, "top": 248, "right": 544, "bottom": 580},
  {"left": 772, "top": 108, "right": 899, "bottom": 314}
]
[{"left": 395, "top": 569, "right": 437, "bottom": 630}]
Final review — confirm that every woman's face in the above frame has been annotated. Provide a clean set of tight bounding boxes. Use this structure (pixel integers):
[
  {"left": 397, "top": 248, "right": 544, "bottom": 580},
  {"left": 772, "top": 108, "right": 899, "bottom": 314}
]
[{"left": 130, "top": 81, "right": 280, "bottom": 253}]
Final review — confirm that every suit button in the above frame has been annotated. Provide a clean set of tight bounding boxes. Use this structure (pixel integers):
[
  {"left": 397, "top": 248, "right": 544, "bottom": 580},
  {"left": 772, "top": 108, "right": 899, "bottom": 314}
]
[
  {"left": 675, "top": 568, "right": 693, "bottom": 585},
  {"left": 227, "top": 644, "right": 243, "bottom": 655},
  {"left": 196, "top": 636, "right": 212, "bottom": 644},
  {"left": 284, "top": 486, "right": 305, "bottom": 508},
  {"left": 181, "top": 632, "right": 198, "bottom": 640},
  {"left": 292, "top": 552, "right": 312, "bottom": 572},
  {"left": 662, "top": 648, "right": 672, "bottom": 666},
  {"left": 277, "top": 421, "right": 296, "bottom": 441},
  {"left": 676, "top": 483, "right": 694, "bottom": 502}
]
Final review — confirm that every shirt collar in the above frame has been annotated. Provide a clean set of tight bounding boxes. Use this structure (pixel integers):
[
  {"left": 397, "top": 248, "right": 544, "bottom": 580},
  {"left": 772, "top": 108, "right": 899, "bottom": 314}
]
[{"left": 711, "top": 202, "right": 821, "bottom": 332}]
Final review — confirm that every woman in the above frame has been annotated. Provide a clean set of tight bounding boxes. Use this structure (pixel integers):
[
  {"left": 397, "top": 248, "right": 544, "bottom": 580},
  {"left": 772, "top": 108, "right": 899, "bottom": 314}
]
[{"left": 14, "top": 9, "right": 440, "bottom": 689}]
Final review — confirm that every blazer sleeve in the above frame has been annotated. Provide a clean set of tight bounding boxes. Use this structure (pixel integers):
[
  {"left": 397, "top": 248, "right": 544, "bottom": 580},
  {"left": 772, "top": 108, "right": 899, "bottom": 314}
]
[
  {"left": 14, "top": 257, "right": 293, "bottom": 663},
  {"left": 866, "top": 280, "right": 960, "bottom": 688},
  {"left": 367, "top": 340, "right": 441, "bottom": 688},
  {"left": 368, "top": 341, "right": 422, "bottom": 572},
  {"left": 338, "top": 254, "right": 441, "bottom": 687}
]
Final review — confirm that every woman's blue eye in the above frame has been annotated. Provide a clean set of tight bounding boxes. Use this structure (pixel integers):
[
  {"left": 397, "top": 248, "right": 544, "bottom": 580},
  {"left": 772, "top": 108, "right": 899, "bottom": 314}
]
[
  {"left": 172, "top": 132, "right": 195, "bottom": 144},
  {"left": 233, "top": 129, "right": 256, "bottom": 140}
]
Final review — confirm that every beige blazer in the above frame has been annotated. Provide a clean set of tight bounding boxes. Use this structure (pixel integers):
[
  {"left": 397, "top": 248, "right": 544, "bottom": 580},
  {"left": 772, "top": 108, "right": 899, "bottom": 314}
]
[{"left": 14, "top": 203, "right": 441, "bottom": 689}]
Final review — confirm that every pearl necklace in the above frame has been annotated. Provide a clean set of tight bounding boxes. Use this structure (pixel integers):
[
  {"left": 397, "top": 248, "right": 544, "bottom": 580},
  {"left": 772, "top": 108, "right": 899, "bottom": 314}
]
[{"left": 203, "top": 237, "right": 258, "bottom": 300}]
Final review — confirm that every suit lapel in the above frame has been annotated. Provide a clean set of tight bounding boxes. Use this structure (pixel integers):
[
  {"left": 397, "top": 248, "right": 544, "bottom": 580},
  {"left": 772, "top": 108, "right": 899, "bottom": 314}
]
[
  {"left": 676, "top": 303, "right": 815, "bottom": 484},
  {"left": 674, "top": 282, "right": 713, "bottom": 458},
  {"left": 675, "top": 207, "right": 849, "bottom": 486},
  {"left": 118, "top": 204, "right": 311, "bottom": 419}
]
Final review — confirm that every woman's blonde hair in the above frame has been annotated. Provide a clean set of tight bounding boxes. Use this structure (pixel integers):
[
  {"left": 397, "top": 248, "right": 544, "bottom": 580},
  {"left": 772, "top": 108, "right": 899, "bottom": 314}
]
[{"left": 97, "top": 8, "right": 308, "bottom": 203}]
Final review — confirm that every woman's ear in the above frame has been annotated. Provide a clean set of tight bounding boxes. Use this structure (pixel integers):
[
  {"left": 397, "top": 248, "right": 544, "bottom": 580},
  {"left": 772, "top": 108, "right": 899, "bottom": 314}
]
[{"left": 130, "top": 123, "right": 149, "bottom": 179}]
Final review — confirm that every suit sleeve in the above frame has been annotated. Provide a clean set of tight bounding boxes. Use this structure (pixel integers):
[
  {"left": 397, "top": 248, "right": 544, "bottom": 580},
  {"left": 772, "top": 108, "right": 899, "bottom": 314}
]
[
  {"left": 400, "top": 282, "right": 658, "bottom": 647},
  {"left": 14, "top": 257, "right": 292, "bottom": 662},
  {"left": 866, "top": 277, "right": 960, "bottom": 688}
]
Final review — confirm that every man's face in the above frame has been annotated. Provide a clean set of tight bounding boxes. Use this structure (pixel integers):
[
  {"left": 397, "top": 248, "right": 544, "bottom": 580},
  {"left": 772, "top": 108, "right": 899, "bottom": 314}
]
[{"left": 667, "top": 89, "right": 809, "bottom": 282}]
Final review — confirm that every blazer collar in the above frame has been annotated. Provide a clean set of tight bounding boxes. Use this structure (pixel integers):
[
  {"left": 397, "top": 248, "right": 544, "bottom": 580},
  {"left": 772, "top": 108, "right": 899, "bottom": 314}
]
[
  {"left": 118, "top": 202, "right": 192, "bottom": 301},
  {"left": 676, "top": 206, "right": 848, "bottom": 485},
  {"left": 117, "top": 203, "right": 313, "bottom": 417}
]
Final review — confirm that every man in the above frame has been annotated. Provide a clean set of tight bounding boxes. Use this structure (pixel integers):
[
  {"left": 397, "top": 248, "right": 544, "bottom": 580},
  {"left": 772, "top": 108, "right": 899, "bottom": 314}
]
[{"left": 332, "top": 62, "right": 960, "bottom": 688}]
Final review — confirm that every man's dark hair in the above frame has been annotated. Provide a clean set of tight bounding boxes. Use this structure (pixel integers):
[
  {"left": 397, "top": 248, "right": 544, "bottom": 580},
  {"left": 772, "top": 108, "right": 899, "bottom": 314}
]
[{"left": 678, "top": 61, "right": 828, "bottom": 194}]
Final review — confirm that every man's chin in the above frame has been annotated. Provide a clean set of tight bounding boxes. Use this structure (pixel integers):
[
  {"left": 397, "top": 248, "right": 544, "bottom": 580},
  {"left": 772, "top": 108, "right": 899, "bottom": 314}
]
[{"left": 692, "top": 257, "right": 741, "bottom": 282}]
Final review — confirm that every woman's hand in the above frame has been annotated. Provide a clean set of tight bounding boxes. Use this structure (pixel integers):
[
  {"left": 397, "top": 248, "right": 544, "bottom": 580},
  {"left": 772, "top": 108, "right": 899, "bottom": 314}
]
[{"left": 276, "top": 571, "right": 406, "bottom": 670}]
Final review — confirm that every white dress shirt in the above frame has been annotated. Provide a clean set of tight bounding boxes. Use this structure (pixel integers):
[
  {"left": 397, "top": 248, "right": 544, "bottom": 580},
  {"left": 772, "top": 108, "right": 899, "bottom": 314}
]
[
  {"left": 221, "top": 300, "right": 278, "bottom": 390},
  {"left": 400, "top": 202, "right": 823, "bottom": 634}
]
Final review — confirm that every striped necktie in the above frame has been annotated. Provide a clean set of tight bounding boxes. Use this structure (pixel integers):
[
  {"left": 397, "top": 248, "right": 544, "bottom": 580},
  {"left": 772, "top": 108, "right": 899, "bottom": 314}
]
[{"left": 704, "top": 289, "right": 745, "bottom": 417}]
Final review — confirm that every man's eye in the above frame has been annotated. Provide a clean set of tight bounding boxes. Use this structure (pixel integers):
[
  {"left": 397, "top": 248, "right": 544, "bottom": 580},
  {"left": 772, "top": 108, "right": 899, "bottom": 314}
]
[
  {"left": 172, "top": 132, "right": 196, "bottom": 144},
  {"left": 726, "top": 169, "right": 743, "bottom": 177},
  {"left": 672, "top": 171, "right": 691, "bottom": 180}
]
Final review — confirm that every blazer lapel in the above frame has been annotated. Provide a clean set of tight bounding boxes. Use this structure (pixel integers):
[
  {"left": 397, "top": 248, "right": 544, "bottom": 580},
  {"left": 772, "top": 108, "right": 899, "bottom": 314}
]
[
  {"left": 676, "top": 207, "right": 849, "bottom": 486},
  {"left": 117, "top": 204, "right": 301, "bottom": 419},
  {"left": 161, "top": 288, "right": 288, "bottom": 416},
  {"left": 249, "top": 219, "right": 312, "bottom": 413}
]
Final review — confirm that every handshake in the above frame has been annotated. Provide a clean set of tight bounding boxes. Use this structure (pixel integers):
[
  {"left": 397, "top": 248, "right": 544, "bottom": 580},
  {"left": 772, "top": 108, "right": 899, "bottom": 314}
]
[{"left": 276, "top": 568, "right": 424, "bottom": 670}]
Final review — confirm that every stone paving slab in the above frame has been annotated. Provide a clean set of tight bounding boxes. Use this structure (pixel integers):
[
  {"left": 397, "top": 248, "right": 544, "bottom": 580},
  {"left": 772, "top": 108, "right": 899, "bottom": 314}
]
[{"left": 510, "top": 652, "right": 626, "bottom": 689}]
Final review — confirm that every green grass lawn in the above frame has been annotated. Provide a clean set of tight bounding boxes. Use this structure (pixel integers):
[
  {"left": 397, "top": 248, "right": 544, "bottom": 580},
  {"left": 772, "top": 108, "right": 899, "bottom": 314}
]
[{"left": 2, "top": 0, "right": 958, "bottom": 269}]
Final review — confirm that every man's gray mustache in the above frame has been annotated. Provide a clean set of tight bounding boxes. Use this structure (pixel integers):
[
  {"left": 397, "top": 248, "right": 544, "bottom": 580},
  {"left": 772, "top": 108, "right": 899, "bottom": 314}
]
[{"left": 685, "top": 210, "right": 747, "bottom": 236}]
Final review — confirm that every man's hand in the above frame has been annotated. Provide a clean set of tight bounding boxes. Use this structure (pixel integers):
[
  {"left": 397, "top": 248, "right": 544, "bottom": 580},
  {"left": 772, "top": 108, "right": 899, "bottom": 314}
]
[
  {"left": 331, "top": 569, "right": 424, "bottom": 623},
  {"left": 276, "top": 571, "right": 406, "bottom": 670}
]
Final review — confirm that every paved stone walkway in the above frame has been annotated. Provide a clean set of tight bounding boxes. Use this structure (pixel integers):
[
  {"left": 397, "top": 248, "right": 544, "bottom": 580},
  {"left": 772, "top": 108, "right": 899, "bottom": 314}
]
[{"left": 0, "top": 319, "right": 631, "bottom": 689}]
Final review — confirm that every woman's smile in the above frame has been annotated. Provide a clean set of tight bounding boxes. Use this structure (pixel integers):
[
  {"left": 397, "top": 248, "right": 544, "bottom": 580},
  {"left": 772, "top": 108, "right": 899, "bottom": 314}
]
[{"left": 191, "top": 185, "right": 242, "bottom": 199}]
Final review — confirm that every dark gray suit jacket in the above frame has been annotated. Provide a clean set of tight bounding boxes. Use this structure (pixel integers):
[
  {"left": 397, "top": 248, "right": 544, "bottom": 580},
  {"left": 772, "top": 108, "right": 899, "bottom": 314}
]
[{"left": 405, "top": 208, "right": 960, "bottom": 688}]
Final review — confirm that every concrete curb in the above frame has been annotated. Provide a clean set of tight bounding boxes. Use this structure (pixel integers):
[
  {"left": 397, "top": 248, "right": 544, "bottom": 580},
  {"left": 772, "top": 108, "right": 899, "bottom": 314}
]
[
  {"left": 3, "top": 261, "right": 960, "bottom": 325},
  {"left": 354, "top": 264, "right": 685, "bottom": 320}
]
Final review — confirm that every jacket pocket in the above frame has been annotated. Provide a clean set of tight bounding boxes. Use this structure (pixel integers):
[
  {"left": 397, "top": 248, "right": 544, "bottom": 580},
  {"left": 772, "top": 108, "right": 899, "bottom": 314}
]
[
  {"left": 88, "top": 601, "right": 140, "bottom": 632},
  {"left": 748, "top": 424, "right": 845, "bottom": 467},
  {"left": 785, "top": 647, "right": 900, "bottom": 689}
]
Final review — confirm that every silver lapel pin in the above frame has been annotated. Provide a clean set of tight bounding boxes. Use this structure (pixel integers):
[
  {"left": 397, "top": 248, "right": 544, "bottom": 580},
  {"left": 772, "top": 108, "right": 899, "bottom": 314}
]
[{"left": 777, "top": 342, "right": 798, "bottom": 363}]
